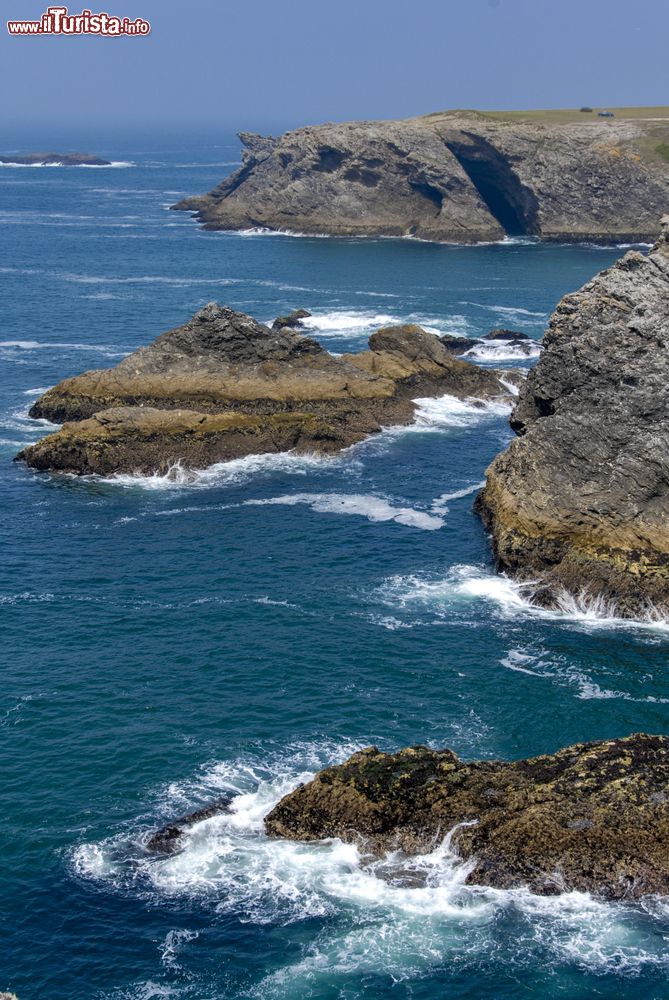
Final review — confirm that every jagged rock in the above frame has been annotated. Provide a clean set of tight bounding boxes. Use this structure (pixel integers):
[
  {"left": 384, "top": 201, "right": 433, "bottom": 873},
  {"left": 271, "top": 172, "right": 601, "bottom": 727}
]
[
  {"left": 265, "top": 734, "right": 669, "bottom": 900},
  {"left": 272, "top": 308, "right": 311, "bottom": 331},
  {"left": 0, "top": 151, "right": 110, "bottom": 166},
  {"left": 172, "top": 110, "right": 669, "bottom": 243},
  {"left": 477, "top": 217, "right": 669, "bottom": 617},
  {"left": 147, "top": 796, "right": 233, "bottom": 853},
  {"left": 20, "top": 308, "right": 510, "bottom": 475},
  {"left": 28, "top": 303, "right": 393, "bottom": 424}
]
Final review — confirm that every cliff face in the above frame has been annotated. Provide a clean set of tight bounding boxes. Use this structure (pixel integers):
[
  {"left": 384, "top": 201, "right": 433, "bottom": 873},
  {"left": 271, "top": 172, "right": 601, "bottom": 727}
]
[
  {"left": 173, "top": 111, "right": 669, "bottom": 243},
  {"left": 265, "top": 735, "right": 669, "bottom": 900},
  {"left": 477, "top": 218, "right": 669, "bottom": 617},
  {"left": 20, "top": 307, "right": 510, "bottom": 476}
]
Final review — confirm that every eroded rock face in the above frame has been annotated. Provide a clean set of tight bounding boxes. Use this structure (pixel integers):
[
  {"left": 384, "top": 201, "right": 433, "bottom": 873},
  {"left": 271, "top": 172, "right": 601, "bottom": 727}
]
[
  {"left": 477, "top": 218, "right": 669, "bottom": 617},
  {"left": 172, "top": 112, "right": 669, "bottom": 243},
  {"left": 20, "top": 306, "right": 510, "bottom": 476},
  {"left": 265, "top": 734, "right": 669, "bottom": 900}
]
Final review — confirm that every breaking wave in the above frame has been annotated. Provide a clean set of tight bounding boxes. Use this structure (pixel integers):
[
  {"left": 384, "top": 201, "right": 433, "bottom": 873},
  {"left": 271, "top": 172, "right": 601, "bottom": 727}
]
[
  {"left": 100, "top": 453, "right": 337, "bottom": 490},
  {"left": 375, "top": 564, "right": 669, "bottom": 634}
]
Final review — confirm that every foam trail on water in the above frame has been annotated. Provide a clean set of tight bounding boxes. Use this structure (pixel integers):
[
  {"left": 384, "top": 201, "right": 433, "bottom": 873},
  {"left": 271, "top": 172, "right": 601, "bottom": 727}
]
[
  {"left": 246, "top": 493, "right": 444, "bottom": 530},
  {"left": 431, "top": 481, "right": 485, "bottom": 515}
]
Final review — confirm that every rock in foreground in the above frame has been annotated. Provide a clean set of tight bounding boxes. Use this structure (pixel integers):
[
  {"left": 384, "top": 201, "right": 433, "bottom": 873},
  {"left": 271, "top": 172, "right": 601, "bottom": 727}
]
[
  {"left": 20, "top": 305, "right": 509, "bottom": 475},
  {"left": 477, "top": 217, "right": 669, "bottom": 618},
  {"left": 265, "top": 734, "right": 669, "bottom": 900}
]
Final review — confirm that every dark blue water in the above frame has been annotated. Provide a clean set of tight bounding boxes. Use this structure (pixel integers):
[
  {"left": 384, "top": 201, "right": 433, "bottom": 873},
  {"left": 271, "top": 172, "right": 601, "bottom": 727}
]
[{"left": 2, "top": 136, "right": 669, "bottom": 1000}]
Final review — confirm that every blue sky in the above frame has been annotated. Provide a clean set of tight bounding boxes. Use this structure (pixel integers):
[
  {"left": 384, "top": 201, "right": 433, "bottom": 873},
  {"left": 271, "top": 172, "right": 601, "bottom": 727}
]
[{"left": 1, "top": 0, "right": 667, "bottom": 134}]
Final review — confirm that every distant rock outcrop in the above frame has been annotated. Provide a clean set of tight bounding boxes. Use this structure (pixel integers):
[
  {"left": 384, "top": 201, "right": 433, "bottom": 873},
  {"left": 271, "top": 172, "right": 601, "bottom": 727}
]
[
  {"left": 477, "top": 217, "right": 669, "bottom": 617},
  {"left": 172, "top": 110, "right": 669, "bottom": 243},
  {"left": 19, "top": 305, "right": 511, "bottom": 476},
  {"left": 0, "top": 151, "right": 111, "bottom": 166},
  {"left": 265, "top": 734, "right": 669, "bottom": 900}
]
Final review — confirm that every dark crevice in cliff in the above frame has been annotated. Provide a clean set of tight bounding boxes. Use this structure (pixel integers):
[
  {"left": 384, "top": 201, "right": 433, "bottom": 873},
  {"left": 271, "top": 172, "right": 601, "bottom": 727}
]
[{"left": 444, "top": 132, "right": 539, "bottom": 235}]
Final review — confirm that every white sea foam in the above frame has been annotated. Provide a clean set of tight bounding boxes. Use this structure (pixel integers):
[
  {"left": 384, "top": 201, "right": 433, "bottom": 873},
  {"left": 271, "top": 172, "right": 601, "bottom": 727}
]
[
  {"left": 463, "top": 339, "right": 541, "bottom": 362},
  {"left": 377, "top": 564, "right": 669, "bottom": 634},
  {"left": 245, "top": 493, "right": 444, "bottom": 530},
  {"left": 0, "top": 339, "right": 123, "bottom": 354},
  {"left": 430, "top": 481, "right": 485, "bottom": 515},
  {"left": 412, "top": 393, "right": 512, "bottom": 428},
  {"left": 300, "top": 311, "right": 397, "bottom": 337}
]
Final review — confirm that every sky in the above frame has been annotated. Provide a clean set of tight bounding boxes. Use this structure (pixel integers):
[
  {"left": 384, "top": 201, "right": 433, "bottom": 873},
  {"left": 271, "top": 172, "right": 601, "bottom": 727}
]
[{"left": 1, "top": 0, "right": 668, "bottom": 137}]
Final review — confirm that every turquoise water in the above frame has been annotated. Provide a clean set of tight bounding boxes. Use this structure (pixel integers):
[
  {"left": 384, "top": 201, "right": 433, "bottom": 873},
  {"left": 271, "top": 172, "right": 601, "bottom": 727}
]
[{"left": 2, "top": 135, "right": 669, "bottom": 1000}]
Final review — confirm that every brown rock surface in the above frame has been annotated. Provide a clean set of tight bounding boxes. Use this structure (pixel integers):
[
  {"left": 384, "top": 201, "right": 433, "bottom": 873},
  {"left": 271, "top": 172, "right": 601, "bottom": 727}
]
[{"left": 265, "top": 734, "right": 669, "bottom": 900}]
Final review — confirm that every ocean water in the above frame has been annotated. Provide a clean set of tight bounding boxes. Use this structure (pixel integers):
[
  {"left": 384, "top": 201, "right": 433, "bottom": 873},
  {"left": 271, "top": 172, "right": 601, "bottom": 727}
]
[{"left": 2, "top": 134, "right": 668, "bottom": 1000}]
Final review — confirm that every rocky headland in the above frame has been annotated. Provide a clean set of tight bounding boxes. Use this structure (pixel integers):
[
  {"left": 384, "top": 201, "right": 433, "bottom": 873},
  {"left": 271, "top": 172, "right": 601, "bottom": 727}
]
[
  {"left": 477, "top": 216, "right": 669, "bottom": 618},
  {"left": 263, "top": 734, "right": 669, "bottom": 901},
  {"left": 0, "top": 152, "right": 111, "bottom": 166},
  {"left": 19, "top": 306, "right": 512, "bottom": 476},
  {"left": 172, "top": 109, "right": 669, "bottom": 243}
]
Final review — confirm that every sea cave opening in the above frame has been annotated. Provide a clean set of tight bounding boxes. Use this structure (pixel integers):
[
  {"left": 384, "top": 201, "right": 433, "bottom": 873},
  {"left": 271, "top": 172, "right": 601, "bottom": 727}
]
[{"left": 445, "top": 134, "right": 540, "bottom": 236}]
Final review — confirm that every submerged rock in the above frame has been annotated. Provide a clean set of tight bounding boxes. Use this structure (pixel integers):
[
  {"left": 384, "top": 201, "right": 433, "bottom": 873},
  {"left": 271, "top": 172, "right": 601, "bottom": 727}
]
[
  {"left": 477, "top": 216, "right": 669, "bottom": 617},
  {"left": 265, "top": 734, "right": 669, "bottom": 900},
  {"left": 147, "top": 796, "right": 233, "bottom": 854},
  {"left": 172, "top": 111, "right": 669, "bottom": 243},
  {"left": 19, "top": 306, "right": 510, "bottom": 476}
]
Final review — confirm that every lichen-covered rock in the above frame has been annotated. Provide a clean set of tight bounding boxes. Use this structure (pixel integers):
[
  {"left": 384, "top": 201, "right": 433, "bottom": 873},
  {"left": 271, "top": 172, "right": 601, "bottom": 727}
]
[
  {"left": 265, "top": 734, "right": 669, "bottom": 900},
  {"left": 173, "top": 111, "right": 669, "bottom": 243},
  {"left": 20, "top": 306, "right": 510, "bottom": 475},
  {"left": 477, "top": 217, "right": 669, "bottom": 617},
  {"left": 17, "top": 407, "right": 360, "bottom": 476}
]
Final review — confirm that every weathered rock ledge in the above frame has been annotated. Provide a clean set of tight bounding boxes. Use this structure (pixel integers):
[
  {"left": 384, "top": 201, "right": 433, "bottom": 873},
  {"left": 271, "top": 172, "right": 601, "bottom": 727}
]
[
  {"left": 172, "top": 110, "right": 669, "bottom": 243},
  {"left": 19, "top": 306, "right": 511, "bottom": 476},
  {"left": 477, "top": 216, "right": 669, "bottom": 618},
  {"left": 264, "top": 734, "right": 669, "bottom": 900}
]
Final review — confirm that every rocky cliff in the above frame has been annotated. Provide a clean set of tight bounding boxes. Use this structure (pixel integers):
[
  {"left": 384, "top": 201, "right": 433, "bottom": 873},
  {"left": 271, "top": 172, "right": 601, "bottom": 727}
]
[
  {"left": 173, "top": 110, "right": 669, "bottom": 243},
  {"left": 19, "top": 306, "right": 510, "bottom": 476},
  {"left": 264, "top": 734, "right": 669, "bottom": 900},
  {"left": 477, "top": 217, "right": 669, "bottom": 617}
]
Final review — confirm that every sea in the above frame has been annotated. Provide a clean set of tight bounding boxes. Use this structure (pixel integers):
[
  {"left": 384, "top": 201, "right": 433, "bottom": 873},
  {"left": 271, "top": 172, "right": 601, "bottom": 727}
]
[{"left": 2, "top": 131, "right": 668, "bottom": 1000}]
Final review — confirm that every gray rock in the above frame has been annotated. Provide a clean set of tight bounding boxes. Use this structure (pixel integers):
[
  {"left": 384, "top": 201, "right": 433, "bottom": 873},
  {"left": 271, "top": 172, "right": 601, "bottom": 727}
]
[
  {"left": 0, "top": 151, "right": 110, "bottom": 166},
  {"left": 477, "top": 216, "right": 669, "bottom": 617},
  {"left": 172, "top": 111, "right": 669, "bottom": 243}
]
